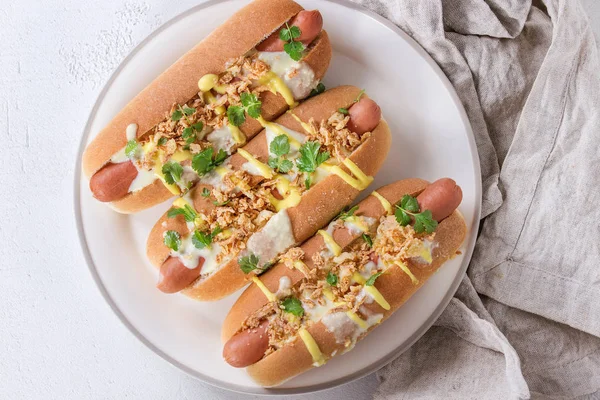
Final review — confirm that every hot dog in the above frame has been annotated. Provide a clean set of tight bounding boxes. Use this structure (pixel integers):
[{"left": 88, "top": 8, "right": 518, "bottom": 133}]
[
  {"left": 221, "top": 178, "right": 466, "bottom": 386},
  {"left": 83, "top": 0, "right": 332, "bottom": 213},
  {"left": 145, "top": 86, "right": 391, "bottom": 301}
]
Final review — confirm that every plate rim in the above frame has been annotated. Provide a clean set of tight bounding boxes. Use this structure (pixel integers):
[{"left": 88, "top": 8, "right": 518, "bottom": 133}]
[{"left": 74, "top": 0, "right": 482, "bottom": 395}]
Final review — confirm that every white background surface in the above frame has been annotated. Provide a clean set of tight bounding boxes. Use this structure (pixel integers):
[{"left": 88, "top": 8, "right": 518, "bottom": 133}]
[{"left": 1, "top": 1, "right": 598, "bottom": 399}]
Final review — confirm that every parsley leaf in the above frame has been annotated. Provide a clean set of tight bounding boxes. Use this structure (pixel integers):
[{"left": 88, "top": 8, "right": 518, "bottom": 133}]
[
  {"left": 191, "top": 225, "right": 221, "bottom": 249},
  {"left": 362, "top": 233, "right": 373, "bottom": 248},
  {"left": 212, "top": 199, "right": 230, "bottom": 206},
  {"left": 240, "top": 92, "right": 262, "bottom": 119},
  {"left": 270, "top": 134, "right": 290, "bottom": 157},
  {"left": 157, "top": 137, "right": 168, "bottom": 146},
  {"left": 281, "top": 297, "right": 304, "bottom": 317},
  {"left": 326, "top": 272, "right": 338, "bottom": 286},
  {"left": 183, "top": 106, "right": 196, "bottom": 116},
  {"left": 394, "top": 195, "right": 438, "bottom": 234},
  {"left": 191, "top": 148, "right": 227, "bottom": 176},
  {"left": 162, "top": 162, "right": 183, "bottom": 185},
  {"left": 171, "top": 109, "right": 183, "bottom": 121},
  {"left": 192, "top": 122, "right": 204, "bottom": 131},
  {"left": 239, "top": 254, "right": 260, "bottom": 274},
  {"left": 227, "top": 105, "right": 246, "bottom": 127},
  {"left": 284, "top": 40, "right": 304, "bottom": 61},
  {"left": 309, "top": 82, "right": 326, "bottom": 98},
  {"left": 163, "top": 231, "right": 181, "bottom": 252},
  {"left": 365, "top": 271, "right": 383, "bottom": 286},
  {"left": 337, "top": 205, "right": 359, "bottom": 221},
  {"left": 125, "top": 139, "right": 139, "bottom": 159},
  {"left": 182, "top": 127, "right": 196, "bottom": 144},
  {"left": 296, "top": 141, "right": 330, "bottom": 173},
  {"left": 305, "top": 174, "right": 312, "bottom": 190},
  {"left": 278, "top": 159, "right": 294, "bottom": 173},
  {"left": 201, "top": 188, "right": 211, "bottom": 197},
  {"left": 167, "top": 204, "right": 198, "bottom": 223},
  {"left": 338, "top": 107, "right": 349, "bottom": 115}
]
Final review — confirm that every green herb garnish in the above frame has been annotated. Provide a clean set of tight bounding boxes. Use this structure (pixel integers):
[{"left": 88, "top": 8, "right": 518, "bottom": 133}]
[
  {"left": 309, "top": 82, "right": 326, "bottom": 98},
  {"left": 191, "top": 225, "right": 221, "bottom": 250},
  {"left": 268, "top": 134, "right": 293, "bottom": 173},
  {"left": 279, "top": 23, "right": 304, "bottom": 61},
  {"left": 337, "top": 205, "right": 359, "bottom": 221},
  {"left": 163, "top": 230, "right": 181, "bottom": 252},
  {"left": 239, "top": 253, "right": 274, "bottom": 274},
  {"left": 201, "top": 188, "right": 211, "bottom": 197},
  {"left": 227, "top": 105, "right": 246, "bottom": 127},
  {"left": 305, "top": 174, "right": 312, "bottom": 189},
  {"left": 296, "top": 141, "right": 330, "bottom": 173},
  {"left": 183, "top": 106, "right": 196, "bottom": 116},
  {"left": 338, "top": 107, "right": 349, "bottom": 115},
  {"left": 326, "top": 272, "right": 338, "bottom": 286},
  {"left": 240, "top": 92, "right": 262, "bottom": 119},
  {"left": 167, "top": 204, "right": 198, "bottom": 222},
  {"left": 212, "top": 199, "right": 230, "bottom": 206},
  {"left": 125, "top": 139, "right": 139, "bottom": 159},
  {"left": 362, "top": 233, "right": 373, "bottom": 248},
  {"left": 394, "top": 195, "right": 438, "bottom": 234},
  {"left": 191, "top": 147, "right": 228, "bottom": 176},
  {"left": 281, "top": 297, "right": 304, "bottom": 316},
  {"left": 162, "top": 161, "right": 183, "bottom": 185},
  {"left": 171, "top": 109, "right": 183, "bottom": 122},
  {"left": 365, "top": 271, "right": 383, "bottom": 286},
  {"left": 157, "top": 137, "right": 168, "bottom": 146}
]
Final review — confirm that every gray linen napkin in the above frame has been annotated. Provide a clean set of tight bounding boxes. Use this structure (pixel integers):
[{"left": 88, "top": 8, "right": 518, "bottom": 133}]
[{"left": 350, "top": 0, "right": 600, "bottom": 398}]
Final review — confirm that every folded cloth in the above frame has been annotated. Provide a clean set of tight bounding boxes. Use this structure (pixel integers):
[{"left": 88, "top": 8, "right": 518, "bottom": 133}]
[{"left": 349, "top": 0, "right": 600, "bottom": 398}]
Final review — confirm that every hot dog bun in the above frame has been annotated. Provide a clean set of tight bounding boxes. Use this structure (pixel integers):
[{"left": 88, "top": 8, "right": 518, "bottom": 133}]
[
  {"left": 83, "top": 0, "right": 332, "bottom": 213},
  {"left": 221, "top": 179, "right": 466, "bottom": 386},
  {"left": 146, "top": 86, "right": 392, "bottom": 301}
]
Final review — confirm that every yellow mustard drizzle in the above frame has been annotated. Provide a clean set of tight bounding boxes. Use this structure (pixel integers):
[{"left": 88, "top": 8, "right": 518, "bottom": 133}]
[
  {"left": 318, "top": 230, "right": 342, "bottom": 257},
  {"left": 268, "top": 176, "right": 302, "bottom": 211},
  {"left": 237, "top": 149, "right": 274, "bottom": 179},
  {"left": 320, "top": 158, "right": 373, "bottom": 191},
  {"left": 371, "top": 191, "right": 393, "bottom": 215},
  {"left": 267, "top": 122, "right": 302, "bottom": 149},
  {"left": 257, "top": 71, "right": 297, "bottom": 107},
  {"left": 203, "top": 91, "right": 225, "bottom": 115},
  {"left": 352, "top": 272, "right": 391, "bottom": 311},
  {"left": 293, "top": 260, "right": 311, "bottom": 278},
  {"left": 322, "top": 288, "right": 368, "bottom": 329},
  {"left": 170, "top": 150, "right": 193, "bottom": 163},
  {"left": 153, "top": 157, "right": 181, "bottom": 195},
  {"left": 343, "top": 216, "right": 369, "bottom": 232},
  {"left": 252, "top": 277, "right": 277, "bottom": 302},
  {"left": 289, "top": 112, "right": 317, "bottom": 135},
  {"left": 395, "top": 261, "right": 419, "bottom": 285},
  {"left": 298, "top": 328, "right": 326, "bottom": 366},
  {"left": 228, "top": 125, "right": 246, "bottom": 145}
]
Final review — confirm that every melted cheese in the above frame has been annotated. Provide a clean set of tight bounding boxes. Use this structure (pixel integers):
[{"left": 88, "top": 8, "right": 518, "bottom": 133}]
[
  {"left": 396, "top": 261, "right": 419, "bottom": 285},
  {"left": 252, "top": 277, "right": 277, "bottom": 302},
  {"left": 170, "top": 150, "right": 193, "bottom": 163},
  {"left": 203, "top": 91, "right": 225, "bottom": 115},
  {"left": 265, "top": 123, "right": 303, "bottom": 149},
  {"left": 298, "top": 328, "right": 326, "bottom": 367},
  {"left": 371, "top": 191, "right": 393, "bottom": 215},
  {"left": 238, "top": 149, "right": 274, "bottom": 179},
  {"left": 343, "top": 216, "right": 369, "bottom": 233},
  {"left": 320, "top": 158, "right": 373, "bottom": 191},
  {"left": 318, "top": 230, "right": 342, "bottom": 257}
]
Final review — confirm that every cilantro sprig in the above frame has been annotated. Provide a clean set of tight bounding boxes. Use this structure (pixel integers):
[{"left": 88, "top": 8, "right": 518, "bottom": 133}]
[
  {"left": 267, "top": 134, "right": 294, "bottom": 173},
  {"left": 192, "top": 225, "right": 222, "bottom": 250},
  {"left": 238, "top": 253, "right": 274, "bottom": 274},
  {"left": 308, "top": 82, "right": 325, "bottom": 98},
  {"left": 296, "top": 141, "right": 330, "bottom": 173},
  {"left": 362, "top": 233, "right": 373, "bottom": 248},
  {"left": 281, "top": 297, "right": 304, "bottom": 317},
  {"left": 167, "top": 204, "right": 198, "bottom": 223},
  {"left": 394, "top": 195, "right": 438, "bottom": 234},
  {"left": 279, "top": 23, "right": 304, "bottom": 61},
  {"left": 365, "top": 271, "right": 383, "bottom": 286},
  {"left": 163, "top": 231, "right": 181, "bottom": 252},
  {"left": 172, "top": 105, "right": 196, "bottom": 122},
  {"left": 201, "top": 188, "right": 211, "bottom": 198},
  {"left": 227, "top": 93, "right": 263, "bottom": 127},
  {"left": 191, "top": 147, "right": 228, "bottom": 176},
  {"left": 162, "top": 161, "right": 184, "bottom": 185}
]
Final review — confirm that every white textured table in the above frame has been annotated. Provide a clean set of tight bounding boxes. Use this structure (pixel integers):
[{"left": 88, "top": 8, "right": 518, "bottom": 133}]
[{"left": 1, "top": 1, "right": 597, "bottom": 399}]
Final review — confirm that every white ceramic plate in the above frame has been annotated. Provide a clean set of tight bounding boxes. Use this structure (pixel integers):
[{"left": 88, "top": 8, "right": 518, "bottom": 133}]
[{"left": 75, "top": 0, "right": 481, "bottom": 395}]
